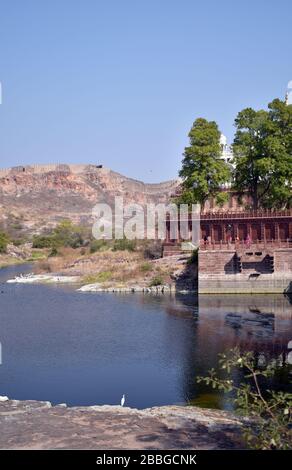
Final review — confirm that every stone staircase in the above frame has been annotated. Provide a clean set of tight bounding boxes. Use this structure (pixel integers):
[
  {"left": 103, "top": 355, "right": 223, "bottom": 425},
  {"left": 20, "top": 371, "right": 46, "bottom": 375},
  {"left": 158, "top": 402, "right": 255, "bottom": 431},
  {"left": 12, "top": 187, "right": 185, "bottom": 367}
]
[
  {"left": 162, "top": 244, "right": 182, "bottom": 256},
  {"left": 162, "top": 243, "right": 194, "bottom": 257},
  {"left": 235, "top": 250, "right": 274, "bottom": 275}
]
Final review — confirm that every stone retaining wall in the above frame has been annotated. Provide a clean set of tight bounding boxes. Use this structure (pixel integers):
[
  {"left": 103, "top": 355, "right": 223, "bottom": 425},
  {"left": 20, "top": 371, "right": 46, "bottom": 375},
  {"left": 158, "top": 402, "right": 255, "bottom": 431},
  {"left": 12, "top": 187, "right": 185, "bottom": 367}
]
[
  {"left": 199, "top": 250, "right": 237, "bottom": 274},
  {"left": 199, "top": 248, "right": 292, "bottom": 293},
  {"left": 199, "top": 274, "right": 292, "bottom": 294}
]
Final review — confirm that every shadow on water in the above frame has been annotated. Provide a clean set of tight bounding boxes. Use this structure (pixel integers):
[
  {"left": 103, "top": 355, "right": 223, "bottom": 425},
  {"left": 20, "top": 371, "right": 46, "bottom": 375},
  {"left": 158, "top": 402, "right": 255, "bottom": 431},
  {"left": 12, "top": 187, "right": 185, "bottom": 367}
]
[
  {"left": 190, "top": 294, "right": 292, "bottom": 409},
  {"left": 174, "top": 255, "right": 198, "bottom": 292}
]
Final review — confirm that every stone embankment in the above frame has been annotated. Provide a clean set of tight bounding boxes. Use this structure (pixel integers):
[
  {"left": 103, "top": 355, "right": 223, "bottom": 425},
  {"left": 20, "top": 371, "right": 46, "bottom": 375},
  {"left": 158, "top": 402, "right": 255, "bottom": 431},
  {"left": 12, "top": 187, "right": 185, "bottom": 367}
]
[
  {"left": 78, "top": 283, "right": 190, "bottom": 293},
  {"left": 6, "top": 274, "right": 194, "bottom": 293},
  {"left": 0, "top": 397, "right": 245, "bottom": 450}
]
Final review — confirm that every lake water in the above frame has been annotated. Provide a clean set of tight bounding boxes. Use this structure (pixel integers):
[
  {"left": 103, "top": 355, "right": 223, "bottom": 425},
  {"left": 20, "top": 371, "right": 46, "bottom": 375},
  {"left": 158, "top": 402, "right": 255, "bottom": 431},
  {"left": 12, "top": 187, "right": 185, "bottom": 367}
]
[{"left": 0, "top": 264, "right": 291, "bottom": 409}]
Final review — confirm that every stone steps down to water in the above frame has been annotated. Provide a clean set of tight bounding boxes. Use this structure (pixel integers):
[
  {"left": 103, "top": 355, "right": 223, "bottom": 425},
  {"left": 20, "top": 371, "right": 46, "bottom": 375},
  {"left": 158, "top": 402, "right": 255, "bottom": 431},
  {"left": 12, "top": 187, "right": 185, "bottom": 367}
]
[{"left": 0, "top": 398, "right": 246, "bottom": 450}]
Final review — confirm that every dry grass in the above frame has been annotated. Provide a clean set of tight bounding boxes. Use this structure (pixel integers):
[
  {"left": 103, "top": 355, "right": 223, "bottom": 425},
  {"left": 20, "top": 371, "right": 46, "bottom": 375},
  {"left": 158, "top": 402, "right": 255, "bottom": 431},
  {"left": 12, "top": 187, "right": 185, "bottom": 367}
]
[
  {"left": 33, "top": 246, "right": 186, "bottom": 288},
  {"left": 35, "top": 247, "right": 150, "bottom": 283}
]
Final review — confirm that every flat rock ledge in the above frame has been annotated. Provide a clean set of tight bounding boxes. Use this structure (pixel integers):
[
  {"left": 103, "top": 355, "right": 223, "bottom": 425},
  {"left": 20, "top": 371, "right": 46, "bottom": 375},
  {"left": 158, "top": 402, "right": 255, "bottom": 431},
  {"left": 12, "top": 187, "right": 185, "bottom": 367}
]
[
  {"left": 78, "top": 283, "right": 195, "bottom": 294},
  {"left": 6, "top": 276, "right": 195, "bottom": 293},
  {"left": 0, "top": 399, "right": 246, "bottom": 450}
]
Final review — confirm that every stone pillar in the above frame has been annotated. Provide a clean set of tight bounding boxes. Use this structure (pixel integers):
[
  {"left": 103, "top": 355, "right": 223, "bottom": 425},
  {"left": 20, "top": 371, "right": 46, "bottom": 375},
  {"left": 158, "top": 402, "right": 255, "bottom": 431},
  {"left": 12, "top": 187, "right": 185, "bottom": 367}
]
[
  {"left": 166, "top": 221, "right": 170, "bottom": 242},
  {"left": 234, "top": 222, "right": 238, "bottom": 239},
  {"left": 247, "top": 222, "right": 252, "bottom": 239},
  {"left": 275, "top": 222, "right": 280, "bottom": 242},
  {"left": 189, "top": 219, "right": 193, "bottom": 242},
  {"left": 210, "top": 224, "right": 214, "bottom": 242},
  {"left": 223, "top": 224, "right": 227, "bottom": 243},
  {"left": 289, "top": 221, "right": 292, "bottom": 240},
  {"left": 261, "top": 222, "right": 265, "bottom": 242}
]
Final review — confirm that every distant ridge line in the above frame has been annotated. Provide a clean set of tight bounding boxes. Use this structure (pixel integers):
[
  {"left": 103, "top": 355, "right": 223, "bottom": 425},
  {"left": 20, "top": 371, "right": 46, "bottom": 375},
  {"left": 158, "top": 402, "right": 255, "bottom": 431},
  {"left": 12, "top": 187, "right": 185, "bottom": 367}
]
[
  {"left": 0, "top": 163, "right": 179, "bottom": 188},
  {"left": 0, "top": 163, "right": 104, "bottom": 176}
]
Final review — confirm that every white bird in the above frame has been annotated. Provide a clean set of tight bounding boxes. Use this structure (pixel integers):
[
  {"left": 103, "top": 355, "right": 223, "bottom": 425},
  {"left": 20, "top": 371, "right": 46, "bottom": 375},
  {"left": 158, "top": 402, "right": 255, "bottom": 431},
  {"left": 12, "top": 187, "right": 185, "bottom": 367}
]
[
  {"left": 120, "top": 394, "right": 125, "bottom": 407},
  {"left": 0, "top": 396, "right": 9, "bottom": 402}
]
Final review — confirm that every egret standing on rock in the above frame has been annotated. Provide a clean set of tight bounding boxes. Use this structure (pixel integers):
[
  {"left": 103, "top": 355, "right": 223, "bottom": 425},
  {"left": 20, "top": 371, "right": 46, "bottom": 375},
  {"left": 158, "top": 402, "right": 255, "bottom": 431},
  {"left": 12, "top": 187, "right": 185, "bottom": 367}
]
[{"left": 120, "top": 394, "right": 125, "bottom": 407}]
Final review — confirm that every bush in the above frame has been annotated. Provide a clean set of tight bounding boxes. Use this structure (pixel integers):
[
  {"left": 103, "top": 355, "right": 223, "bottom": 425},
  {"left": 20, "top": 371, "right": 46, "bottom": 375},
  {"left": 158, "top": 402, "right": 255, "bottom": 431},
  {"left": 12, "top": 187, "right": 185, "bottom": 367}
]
[
  {"left": 11, "top": 222, "right": 23, "bottom": 230},
  {"left": 143, "top": 242, "right": 162, "bottom": 259},
  {"left": 187, "top": 248, "right": 198, "bottom": 265},
  {"left": 28, "top": 251, "right": 47, "bottom": 261},
  {"left": 48, "top": 247, "right": 58, "bottom": 257},
  {"left": 32, "top": 220, "right": 85, "bottom": 249},
  {"left": 12, "top": 238, "right": 28, "bottom": 247},
  {"left": 90, "top": 239, "right": 109, "bottom": 253},
  {"left": 197, "top": 348, "right": 292, "bottom": 450},
  {"left": 113, "top": 238, "right": 136, "bottom": 252},
  {"left": 32, "top": 235, "right": 54, "bottom": 248},
  {"left": 82, "top": 270, "right": 113, "bottom": 284},
  {"left": 149, "top": 275, "right": 163, "bottom": 287},
  {"left": 0, "top": 231, "right": 10, "bottom": 253},
  {"left": 140, "top": 262, "right": 153, "bottom": 273},
  {"left": 53, "top": 220, "right": 84, "bottom": 248}
]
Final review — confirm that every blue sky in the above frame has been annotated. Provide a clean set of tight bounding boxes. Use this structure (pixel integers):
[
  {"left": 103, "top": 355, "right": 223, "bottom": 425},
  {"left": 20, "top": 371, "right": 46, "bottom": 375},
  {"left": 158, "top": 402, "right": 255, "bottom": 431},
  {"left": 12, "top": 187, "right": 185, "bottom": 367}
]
[{"left": 0, "top": 0, "right": 291, "bottom": 182}]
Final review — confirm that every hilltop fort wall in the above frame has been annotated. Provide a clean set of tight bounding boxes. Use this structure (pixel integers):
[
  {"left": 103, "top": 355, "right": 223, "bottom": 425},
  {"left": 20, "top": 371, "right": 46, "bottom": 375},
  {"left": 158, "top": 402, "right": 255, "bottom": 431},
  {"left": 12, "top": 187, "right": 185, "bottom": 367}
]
[{"left": 0, "top": 164, "right": 179, "bottom": 196}]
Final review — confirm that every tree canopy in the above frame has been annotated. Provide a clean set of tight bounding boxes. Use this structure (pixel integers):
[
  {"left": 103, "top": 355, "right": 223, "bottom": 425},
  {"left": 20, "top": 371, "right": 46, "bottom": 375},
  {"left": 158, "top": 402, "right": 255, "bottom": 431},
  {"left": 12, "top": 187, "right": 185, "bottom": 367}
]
[
  {"left": 232, "top": 99, "right": 292, "bottom": 210},
  {"left": 178, "top": 118, "right": 231, "bottom": 208},
  {"left": 178, "top": 99, "right": 292, "bottom": 211},
  {"left": 32, "top": 219, "right": 85, "bottom": 249}
]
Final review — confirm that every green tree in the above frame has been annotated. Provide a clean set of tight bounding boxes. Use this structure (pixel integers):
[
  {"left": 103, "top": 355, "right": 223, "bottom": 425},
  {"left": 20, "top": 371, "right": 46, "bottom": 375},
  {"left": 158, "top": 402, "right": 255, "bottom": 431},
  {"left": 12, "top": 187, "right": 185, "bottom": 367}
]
[
  {"left": 32, "top": 234, "right": 54, "bottom": 249},
  {"left": 112, "top": 237, "right": 136, "bottom": 252},
  {"left": 266, "top": 98, "right": 292, "bottom": 208},
  {"left": 32, "top": 220, "right": 85, "bottom": 249},
  {"left": 0, "top": 231, "right": 9, "bottom": 253},
  {"left": 232, "top": 100, "right": 292, "bottom": 210},
  {"left": 179, "top": 118, "right": 231, "bottom": 209},
  {"left": 52, "top": 219, "right": 84, "bottom": 248}
]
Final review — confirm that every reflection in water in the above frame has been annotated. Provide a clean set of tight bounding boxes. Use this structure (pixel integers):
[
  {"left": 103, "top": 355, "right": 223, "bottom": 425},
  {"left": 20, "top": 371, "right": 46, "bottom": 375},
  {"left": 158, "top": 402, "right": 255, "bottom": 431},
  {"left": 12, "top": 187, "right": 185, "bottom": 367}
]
[
  {"left": 0, "top": 264, "right": 291, "bottom": 409},
  {"left": 191, "top": 295, "right": 292, "bottom": 409}
]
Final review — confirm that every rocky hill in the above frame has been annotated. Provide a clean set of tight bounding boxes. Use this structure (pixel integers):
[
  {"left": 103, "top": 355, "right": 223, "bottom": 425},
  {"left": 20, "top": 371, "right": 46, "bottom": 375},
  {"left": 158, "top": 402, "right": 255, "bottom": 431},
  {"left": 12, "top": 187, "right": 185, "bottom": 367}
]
[{"left": 0, "top": 164, "right": 179, "bottom": 237}]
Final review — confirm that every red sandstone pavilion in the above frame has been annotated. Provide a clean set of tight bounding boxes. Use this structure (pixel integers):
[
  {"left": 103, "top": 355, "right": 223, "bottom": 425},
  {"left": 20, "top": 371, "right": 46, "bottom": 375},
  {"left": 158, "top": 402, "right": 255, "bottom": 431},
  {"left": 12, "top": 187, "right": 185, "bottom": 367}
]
[
  {"left": 163, "top": 205, "right": 292, "bottom": 294},
  {"left": 163, "top": 207, "right": 292, "bottom": 250},
  {"left": 162, "top": 181, "right": 292, "bottom": 293}
]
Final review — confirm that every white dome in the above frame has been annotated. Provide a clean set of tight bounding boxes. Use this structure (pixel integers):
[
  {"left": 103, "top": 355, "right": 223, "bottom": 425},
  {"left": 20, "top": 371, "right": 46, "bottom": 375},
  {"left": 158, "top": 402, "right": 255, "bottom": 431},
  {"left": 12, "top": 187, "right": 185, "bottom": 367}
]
[{"left": 220, "top": 133, "right": 227, "bottom": 146}]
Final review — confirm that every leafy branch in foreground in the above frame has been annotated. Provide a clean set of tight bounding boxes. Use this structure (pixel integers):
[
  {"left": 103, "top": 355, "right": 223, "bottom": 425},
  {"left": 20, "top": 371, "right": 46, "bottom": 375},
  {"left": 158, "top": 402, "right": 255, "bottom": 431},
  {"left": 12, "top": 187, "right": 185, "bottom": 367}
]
[{"left": 196, "top": 348, "right": 292, "bottom": 449}]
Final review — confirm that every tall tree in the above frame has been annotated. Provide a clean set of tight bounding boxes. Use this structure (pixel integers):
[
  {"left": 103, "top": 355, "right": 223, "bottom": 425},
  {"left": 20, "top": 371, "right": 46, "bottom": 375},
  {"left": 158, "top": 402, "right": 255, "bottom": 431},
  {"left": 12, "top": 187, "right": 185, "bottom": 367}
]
[
  {"left": 232, "top": 99, "right": 292, "bottom": 210},
  {"left": 178, "top": 118, "right": 231, "bottom": 208},
  {"left": 266, "top": 98, "right": 292, "bottom": 208}
]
